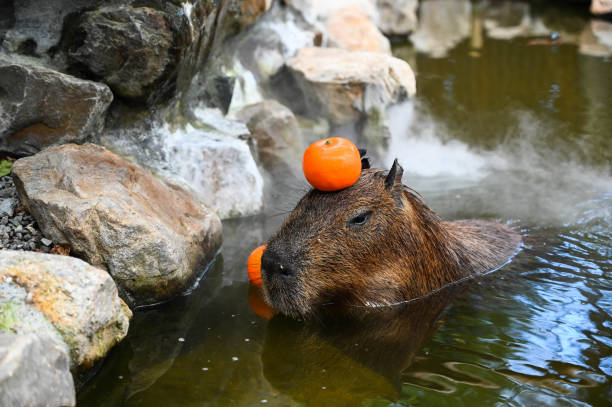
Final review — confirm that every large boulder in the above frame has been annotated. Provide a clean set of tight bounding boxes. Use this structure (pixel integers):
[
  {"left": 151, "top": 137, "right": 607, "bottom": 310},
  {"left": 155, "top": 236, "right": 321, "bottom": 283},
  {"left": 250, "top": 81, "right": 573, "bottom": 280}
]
[
  {"left": 0, "top": 333, "right": 75, "bottom": 407},
  {"left": 67, "top": 6, "right": 175, "bottom": 101},
  {"left": 0, "top": 57, "right": 113, "bottom": 155},
  {"left": 0, "top": 250, "right": 130, "bottom": 368},
  {"left": 410, "top": 0, "right": 472, "bottom": 58},
  {"left": 272, "top": 47, "right": 416, "bottom": 125},
  {"left": 11, "top": 143, "right": 222, "bottom": 307},
  {"left": 0, "top": 0, "right": 102, "bottom": 57},
  {"left": 326, "top": 6, "right": 390, "bottom": 54},
  {"left": 101, "top": 107, "right": 265, "bottom": 219},
  {"left": 164, "top": 123, "right": 265, "bottom": 219},
  {"left": 236, "top": 99, "right": 304, "bottom": 172},
  {"left": 591, "top": 0, "right": 612, "bottom": 15},
  {"left": 374, "top": 0, "right": 418, "bottom": 36}
]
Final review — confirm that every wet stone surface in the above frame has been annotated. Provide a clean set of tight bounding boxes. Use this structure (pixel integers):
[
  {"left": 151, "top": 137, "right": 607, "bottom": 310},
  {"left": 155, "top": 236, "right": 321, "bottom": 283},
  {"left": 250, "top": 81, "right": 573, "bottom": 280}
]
[{"left": 0, "top": 175, "right": 52, "bottom": 252}]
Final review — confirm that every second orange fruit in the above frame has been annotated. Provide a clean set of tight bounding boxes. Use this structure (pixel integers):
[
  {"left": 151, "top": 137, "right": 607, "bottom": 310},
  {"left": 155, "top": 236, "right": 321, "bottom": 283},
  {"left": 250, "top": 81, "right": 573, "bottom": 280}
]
[{"left": 247, "top": 245, "right": 266, "bottom": 287}]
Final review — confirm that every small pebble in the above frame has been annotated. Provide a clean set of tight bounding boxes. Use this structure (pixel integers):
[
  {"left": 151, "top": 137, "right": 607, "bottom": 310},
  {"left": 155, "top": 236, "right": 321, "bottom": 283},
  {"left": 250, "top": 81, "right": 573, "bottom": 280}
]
[
  {"left": 41, "top": 238, "right": 53, "bottom": 247},
  {"left": 231, "top": 357, "right": 238, "bottom": 361},
  {"left": 178, "top": 337, "right": 185, "bottom": 342},
  {"left": 202, "top": 367, "right": 208, "bottom": 371},
  {"left": 0, "top": 175, "right": 49, "bottom": 253}
]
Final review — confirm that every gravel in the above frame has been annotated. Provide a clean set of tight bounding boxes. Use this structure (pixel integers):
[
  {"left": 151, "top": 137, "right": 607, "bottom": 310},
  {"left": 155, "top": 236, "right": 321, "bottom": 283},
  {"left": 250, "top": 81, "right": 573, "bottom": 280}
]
[{"left": 0, "top": 175, "right": 55, "bottom": 252}]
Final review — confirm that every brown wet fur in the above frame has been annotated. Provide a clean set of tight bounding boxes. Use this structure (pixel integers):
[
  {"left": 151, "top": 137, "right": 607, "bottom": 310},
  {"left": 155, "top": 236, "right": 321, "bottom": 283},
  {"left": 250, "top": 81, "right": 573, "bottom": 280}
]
[{"left": 261, "top": 162, "right": 522, "bottom": 318}]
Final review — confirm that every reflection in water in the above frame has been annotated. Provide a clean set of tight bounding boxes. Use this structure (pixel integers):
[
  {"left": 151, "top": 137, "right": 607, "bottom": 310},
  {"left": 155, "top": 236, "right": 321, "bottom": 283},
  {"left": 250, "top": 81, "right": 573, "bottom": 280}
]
[{"left": 262, "top": 283, "right": 468, "bottom": 406}]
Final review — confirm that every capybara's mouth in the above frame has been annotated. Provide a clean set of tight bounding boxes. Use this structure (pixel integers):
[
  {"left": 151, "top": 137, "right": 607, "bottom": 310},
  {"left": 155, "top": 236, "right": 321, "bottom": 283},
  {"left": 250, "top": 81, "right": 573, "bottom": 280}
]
[{"left": 262, "top": 271, "right": 311, "bottom": 318}]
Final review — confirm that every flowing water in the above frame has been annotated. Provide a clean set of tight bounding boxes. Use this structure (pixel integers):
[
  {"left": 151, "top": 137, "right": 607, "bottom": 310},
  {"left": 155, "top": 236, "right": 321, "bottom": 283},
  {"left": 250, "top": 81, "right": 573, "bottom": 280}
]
[{"left": 79, "top": 3, "right": 611, "bottom": 406}]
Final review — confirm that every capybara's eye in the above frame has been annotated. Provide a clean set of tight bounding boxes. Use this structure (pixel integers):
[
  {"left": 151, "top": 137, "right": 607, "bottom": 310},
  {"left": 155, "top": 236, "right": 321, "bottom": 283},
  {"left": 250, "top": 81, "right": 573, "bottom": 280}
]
[{"left": 347, "top": 210, "right": 372, "bottom": 227}]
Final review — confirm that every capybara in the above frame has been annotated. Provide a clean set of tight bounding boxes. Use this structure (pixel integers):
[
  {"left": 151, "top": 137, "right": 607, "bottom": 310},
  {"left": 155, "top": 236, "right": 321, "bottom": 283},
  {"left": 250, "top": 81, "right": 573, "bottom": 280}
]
[{"left": 261, "top": 159, "right": 521, "bottom": 317}]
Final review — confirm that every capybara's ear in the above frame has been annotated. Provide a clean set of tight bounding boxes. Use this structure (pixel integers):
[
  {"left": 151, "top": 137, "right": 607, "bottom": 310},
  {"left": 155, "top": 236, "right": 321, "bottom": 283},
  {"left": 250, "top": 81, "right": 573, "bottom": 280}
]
[
  {"left": 359, "top": 148, "right": 370, "bottom": 170},
  {"left": 385, "top": 159, "right": 404, "bottom": 190},
  {"left": 385, "top": 159, "right": 404, "bottom": 205},
  {"left": 361, "top": 157, "right": 370, "bottom": 170}
]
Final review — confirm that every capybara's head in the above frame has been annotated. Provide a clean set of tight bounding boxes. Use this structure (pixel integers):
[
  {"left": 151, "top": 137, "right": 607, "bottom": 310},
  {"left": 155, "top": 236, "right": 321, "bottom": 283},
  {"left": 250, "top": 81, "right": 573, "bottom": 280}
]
[{"left": 261, "top": 160, "right": 457, "bottom": 317}]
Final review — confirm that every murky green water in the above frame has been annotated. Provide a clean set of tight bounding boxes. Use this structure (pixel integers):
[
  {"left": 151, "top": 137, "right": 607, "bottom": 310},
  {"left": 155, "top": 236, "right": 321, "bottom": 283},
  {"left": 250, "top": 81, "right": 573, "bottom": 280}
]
[{"left": 79, "top": 3, "right": 611, "bottom": 406}]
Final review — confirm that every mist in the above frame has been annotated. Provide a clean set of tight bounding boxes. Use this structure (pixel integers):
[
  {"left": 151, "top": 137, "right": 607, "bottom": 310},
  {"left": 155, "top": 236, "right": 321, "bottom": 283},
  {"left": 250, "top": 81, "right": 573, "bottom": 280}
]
[{"left": 384, "top": 100, "right": 612, "bottom": 227}]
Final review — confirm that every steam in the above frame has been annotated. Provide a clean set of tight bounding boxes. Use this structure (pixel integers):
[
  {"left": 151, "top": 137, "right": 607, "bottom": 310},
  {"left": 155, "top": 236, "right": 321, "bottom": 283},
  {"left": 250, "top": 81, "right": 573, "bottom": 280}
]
[
  {"left": 386, "top": 101, "right": 498, "bottom": 178},
  {"left": 385, "top": 100, "right": 612, "bottom": 227}
]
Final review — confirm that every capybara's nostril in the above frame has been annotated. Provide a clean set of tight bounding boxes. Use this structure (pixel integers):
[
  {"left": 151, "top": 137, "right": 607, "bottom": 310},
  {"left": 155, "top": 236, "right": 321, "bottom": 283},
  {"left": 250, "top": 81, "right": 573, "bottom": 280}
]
[
  {"left": 278, "top": 263, "right": 293, "bottom": 276},
  {"left": 262, "top": 251, "right": 295, "bottom": 278}
]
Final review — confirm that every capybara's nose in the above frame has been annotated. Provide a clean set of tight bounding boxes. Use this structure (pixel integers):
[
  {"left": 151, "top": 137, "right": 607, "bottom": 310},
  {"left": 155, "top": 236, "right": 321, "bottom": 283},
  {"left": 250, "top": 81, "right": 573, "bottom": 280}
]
[{"left": 262, "top": 250, "right": 295, "bottom": 278}]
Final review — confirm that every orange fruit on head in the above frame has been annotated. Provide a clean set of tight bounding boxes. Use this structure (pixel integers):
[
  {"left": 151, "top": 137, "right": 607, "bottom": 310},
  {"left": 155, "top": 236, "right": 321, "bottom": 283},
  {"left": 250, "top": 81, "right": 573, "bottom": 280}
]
[
  {"left": 302, "top": 137, "right": 361, "bottom": 192},
  {"left": 247, "top": 245, "right": 266, "bottom": 287}
]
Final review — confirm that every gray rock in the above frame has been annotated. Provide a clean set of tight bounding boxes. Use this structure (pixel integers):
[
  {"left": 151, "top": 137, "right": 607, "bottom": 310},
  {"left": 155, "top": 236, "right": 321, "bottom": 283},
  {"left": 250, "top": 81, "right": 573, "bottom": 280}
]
[
  {"left": 163, "top": 123, "right": 265, "bottom": 219},
  {"left": 0, "top": 333, "right": 75, "bottom": 407},
  {"left": 326, "top": 5, "right": 391, "bottom": 54},
  {"left": 0, "top": 278, "right": 67, "bottom": 349},
  {"left": 12, "top": 143, "right": 223, "bottom": 306},
  {"left": 591, "top": 0, "right": 612, "bottom": 15},
  {"left": 272, "top": 47, "right": 416, "bottom": 125},
  {"left": 67, "top": 6, "right": 175, "bottom": 100},
  {"left": 375, "top": 0, "right": 418, "bottom": 36},
  {"left": 411, "top": 0, "right": 472, "bottom": 58},
  {"left": 0, "top": 57, "right": 113, "bottom": 155},
  {"left": 0, "top": 197, "right": 17, "bottom": 216},
  {"left": 0, "top": 0, "right": 103, "bottom": 57},
  {"left": 0, "top": 250, "right": 131, "bottom": 368},
  {"left": 236, "top": 99, "right": 304, "bottom": 172},
  {"left": 101, "top": 108, "right": 264, "bottom": 219}
]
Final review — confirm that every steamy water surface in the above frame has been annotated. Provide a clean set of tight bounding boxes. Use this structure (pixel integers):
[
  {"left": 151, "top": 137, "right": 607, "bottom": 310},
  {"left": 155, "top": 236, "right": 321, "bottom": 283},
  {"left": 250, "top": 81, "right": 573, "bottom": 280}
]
[{"left": 79, "top": 4, "right": 611, "bottom": 406}]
